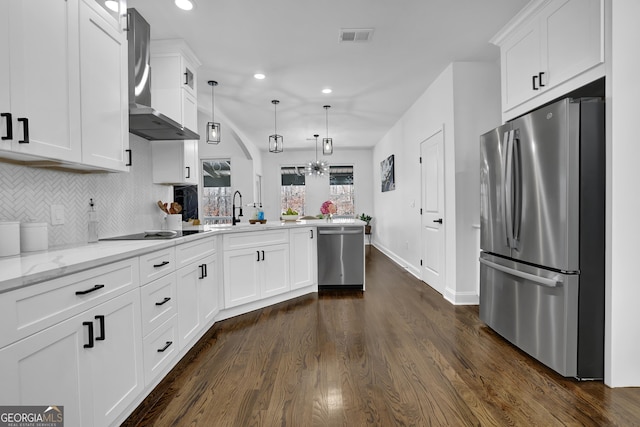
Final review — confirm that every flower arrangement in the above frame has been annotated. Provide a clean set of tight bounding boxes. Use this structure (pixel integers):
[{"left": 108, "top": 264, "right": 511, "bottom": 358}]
[{"left": 320, "top": 200, "right": 337, "bottom": 216}]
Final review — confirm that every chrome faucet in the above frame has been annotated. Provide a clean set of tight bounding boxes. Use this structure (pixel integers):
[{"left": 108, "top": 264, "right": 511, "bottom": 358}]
[{"left": 232, "top": 190, "right": 243, "bottom": 225}]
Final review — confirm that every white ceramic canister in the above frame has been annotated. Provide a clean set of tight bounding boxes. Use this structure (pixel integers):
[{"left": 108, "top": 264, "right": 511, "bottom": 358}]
[
  {"left": 166, "top": 214, "right": 183, "bottom": 231},
  {"left": 20, "top": 222, "right": 48, "bottom": 252},
  {"left": 0, "top": 221, "right": 21, "bottom": 256}
]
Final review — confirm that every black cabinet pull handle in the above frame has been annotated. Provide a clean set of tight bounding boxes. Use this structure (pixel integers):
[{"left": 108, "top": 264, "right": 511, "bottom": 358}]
[
  {"left": 153, "top": 261, "right": 170, "bottom": 268},
  {"left": 155, "top": 297, "right": 171, "bottom": 306},
  {"left": 538, "top": 72, "right": 545, "bottom": 87},
  {"left": 75, "top": 284, "right": 105, "bottom": 295},
  {"left": 17, "top": 117, "right": 29, "bottom": 143},
  {"left": 157, "top": 341, "right": 173, "bottom": 352},
  {"left": 256, "top": 251, "right": 260, "bottom": 262},
  {"left": 83, "top": 321, "right": 94, "bottom": 348},
  {"left": 532, "top": 75, "right": 538, "bottom": 90},
  {"left": 204, "top": 263, "right": 207, "bottom": 277},
  {"left": 199, "top": 264, "right": 206, "bottom": 279},
  {"left": 1, "top": 113, "right": 12, "bottom": 140},
  {"left": 310, "top": 229, "right": 313, "bottom": 239},
  {"left": 125, "top": 149, "right": 132, "bottom": 166},
  {"left": 184, "top": 72, "right": 189, "bottom": 85},
  {"left": 261, "top": 250, "right": 265, "bottom": 261},
  {"left": 433, "top": 218, "right": 443, "bottom": 224},
  {"left": 186, "top": 166, "right": 190, "bottom": 178},
  {"left": 95, "top": 315, "right": 105, "bottom": 341}
]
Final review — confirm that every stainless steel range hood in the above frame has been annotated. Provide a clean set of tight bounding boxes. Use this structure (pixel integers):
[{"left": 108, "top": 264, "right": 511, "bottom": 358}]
[{"left": 127, "top": 8, "right": 200, "bottom": 141}]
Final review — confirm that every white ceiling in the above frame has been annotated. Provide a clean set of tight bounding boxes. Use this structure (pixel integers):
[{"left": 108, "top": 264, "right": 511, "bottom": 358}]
[{"left": 127, "top": 0, "right": 528, "bottom": 151}]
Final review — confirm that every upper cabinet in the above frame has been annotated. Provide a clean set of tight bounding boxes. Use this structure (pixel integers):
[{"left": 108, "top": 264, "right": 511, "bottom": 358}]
[
  {"left": 493, "top": 0, "right": 605, "bottom": 119},
  {"left": 1, "top": 0, "right": 82, "bottom": 163},
  {"left": 0, "top": 0, "right": 130, "bottom": 172},
  {"left": 150, "top": 40, "right": 201, "bottom": 131},
  {"left": 79, "top": 0, "right": 130, "bottom": 171}
]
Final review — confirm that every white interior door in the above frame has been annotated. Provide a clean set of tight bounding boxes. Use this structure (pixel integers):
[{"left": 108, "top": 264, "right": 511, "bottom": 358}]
[{"left": 421, "top": 129, "right": 445, "bottom": 294}]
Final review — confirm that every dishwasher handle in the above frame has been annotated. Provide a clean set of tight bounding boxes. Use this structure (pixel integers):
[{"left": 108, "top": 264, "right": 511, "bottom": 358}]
[{"left": 318, "top": 228, "right": 363, "bottom": 235}]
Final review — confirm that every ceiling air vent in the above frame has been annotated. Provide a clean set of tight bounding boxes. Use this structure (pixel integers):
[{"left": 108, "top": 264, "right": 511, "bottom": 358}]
[{"left": 340, "top": 28, "right": 374, "bottom": 43}]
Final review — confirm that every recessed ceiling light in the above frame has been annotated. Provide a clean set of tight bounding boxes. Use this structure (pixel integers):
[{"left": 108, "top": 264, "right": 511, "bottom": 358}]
[
  {"left": 254, "top": 73, "right": 266, "bottom": 80},
  {"left": 104, "top": 0, "right": 118, "bottom": 12},
  {"left": 175, "top": 0, "right": 194, "bottom": 11},
  {"left": 322, "top": 88, "right": 332, "bottom": 94}
]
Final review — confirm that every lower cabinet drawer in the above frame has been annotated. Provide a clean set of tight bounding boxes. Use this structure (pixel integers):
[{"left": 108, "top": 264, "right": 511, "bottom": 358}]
[
  {"left": 0, "top": 258, "right": 139, "bottom": 349},
  {"left": 140, "top": 272, "right": 177, "bottom": 337},
  {"left": 143, "top": 315, "right": 178, "bottom": 387}
]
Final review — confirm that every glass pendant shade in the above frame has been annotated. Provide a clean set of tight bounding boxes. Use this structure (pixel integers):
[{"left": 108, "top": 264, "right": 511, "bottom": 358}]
[
  {"left": 269, "top": 134, "right": 283, "bottom": 153},
  {"left": 207, "top": 122, "right": 220, "bottom": 143},
  {"left": 269, "top": 100, "right": 283, "bottom": 153},
  {"left": 322, "top": 105, "right": 333, "bottom": 155},
  {"left": 322, "top": 137, "right": 333, "bottom": 155},
  {"left": 207, "top": 80, "right": 221, "bottom": 144}
]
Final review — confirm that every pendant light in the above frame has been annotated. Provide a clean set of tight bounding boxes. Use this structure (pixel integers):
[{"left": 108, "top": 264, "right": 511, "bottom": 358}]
[
  {"left": 304, "top": 134, "right": 329, "bottom": 176},
  {"left": 207, "top": 80, "right": 220, "bottom": 144},
  {"left": 322, "top": 105, "right": 333, "bottom": 155},
  {"left": 269, "top": 100, "right": 283, "bottom": 153}
]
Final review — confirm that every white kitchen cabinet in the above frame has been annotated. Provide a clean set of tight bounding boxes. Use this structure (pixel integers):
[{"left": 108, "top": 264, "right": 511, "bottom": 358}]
[
  {"left": 175, "top": 237, "right": 219, "bottom": 349},
  {"left": 150, "top": 41, "right": 200, "bottom": 130},
  {"left": 223, "top": 230, "right": 290, "bottom": 308},
  {"left": 79, "top": 0, "right": 130, "bottom": 171},
  {"left": 0, "top": 0, "right": 82, "bottom": 162},
  {"left": 151, "top": 140, "right": 198, "bottom": 185},
  {"left": 85, "top": 0, "right": 128, "bottom": 33},
  {"left": 496, "top": 0, "right": 604, "bottom": 113},
  {"left": 176, "top": 253, "right": 218, "bottom": 349},
  {"left": 0, "top": 0, "right": 129, "bottom": 171},
  {"left": 0, "top": 289, "right": 144, "bottom": 427},
  {"left": 290, "top": 227, "right": 317, "bottom": 290}
]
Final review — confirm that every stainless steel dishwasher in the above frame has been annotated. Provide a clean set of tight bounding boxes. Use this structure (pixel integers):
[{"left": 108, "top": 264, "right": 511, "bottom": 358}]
[{"left": 317, "top": 226, "right": 364, "bottom": 289}]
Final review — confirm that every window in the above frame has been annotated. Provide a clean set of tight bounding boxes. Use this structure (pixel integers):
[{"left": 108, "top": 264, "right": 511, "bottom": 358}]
[
  {"left": 202, "top": 160, "right": 232, "bottom": 224},
  {"left": 281, "top": 166, "right": 306, "bottom": 215},
  {"left": 330, "top": 165, "right": 354, "bottom": 215}
]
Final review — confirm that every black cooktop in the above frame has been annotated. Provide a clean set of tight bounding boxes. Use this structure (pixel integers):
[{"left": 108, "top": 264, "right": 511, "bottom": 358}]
[{"left": 100, "top": 229, "right": 206, "bottom": 241}]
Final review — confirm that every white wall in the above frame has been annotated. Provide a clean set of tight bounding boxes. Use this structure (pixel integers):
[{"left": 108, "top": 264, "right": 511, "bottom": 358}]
[
  {"left": 372, "top": 62, "right": 501, "bottom": 303},
  {"left": 260, "top": 149, "right": 374, "bottom": 221},
  {"left": 606, "top": 0, "right": 640, "bottom": 387}
]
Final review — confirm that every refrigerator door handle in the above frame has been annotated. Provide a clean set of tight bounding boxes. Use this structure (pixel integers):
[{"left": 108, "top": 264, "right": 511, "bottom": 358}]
[
  {"left": 512, "top": 131, "right": 522, "bottom": 248},
  {"left": 504, "top": 130, "right": 515, "bottom": 248},
  {"left": 479, "top": 258, "right": 563, "bottom": 288},
  {"left": 500, "top": 130, "right": 511, "bottom": 249}
]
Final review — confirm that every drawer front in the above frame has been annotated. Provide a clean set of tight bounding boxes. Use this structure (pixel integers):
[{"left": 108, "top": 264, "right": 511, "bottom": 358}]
[
  {"left": 140, "top": 272, "right": 177, "bottom": 337},
  {"left": 223, "top": 230, "right": 288, "bottom": 250},
  {"left": 175, "top": 236, "right": 217, "bottom": 269},
  {"left": 139, "top": 247, "right": 176, "bottom": 285},
  {"left": 0, "top": 258, "right": 139, "bottom": 348},
  {"left": 143, "top": 315, "right": 179, "bottom": 387}
]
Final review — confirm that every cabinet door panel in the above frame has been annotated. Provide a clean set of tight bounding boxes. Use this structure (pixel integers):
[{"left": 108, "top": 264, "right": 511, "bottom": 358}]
[
  {"left": 176, "top": 263, "right": 201, "bottom": 349},
  {"left": 0, "top": 314, "right": 91, "bottom": 427},
  {"left": 0, "top": 0, "right": 10, "bottom": 152},
  {"left": 223, "top": 249, "right": 261, "bottom": 308},
  {"left": 9, "top": 0, "right": 81, "bottom": 161},
  {"left": 290, "top": 227, "right": 317, "bottom": 290},
  {"left": 544, "top": 0, "right": 603, "bottom": 87},
  {"left": 262, "top": 244, "right": 290, "bottom": 298},
  {"left": 87, "top": 291, "right": 144, "bottom": 427},
  {"left": 502, "top": 24, "right": 541, "bottom": 110},
  {"left": 200, "top": 255, "right": 219, "bottom": 323},
  {"left": 79, "top": 1, "right": 128, "bottom": 170}
]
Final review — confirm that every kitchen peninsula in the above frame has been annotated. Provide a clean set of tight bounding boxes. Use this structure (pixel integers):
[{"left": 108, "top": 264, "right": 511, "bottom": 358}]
[{"left": 0, "top": 218, "right": 365, "bottom": 427}]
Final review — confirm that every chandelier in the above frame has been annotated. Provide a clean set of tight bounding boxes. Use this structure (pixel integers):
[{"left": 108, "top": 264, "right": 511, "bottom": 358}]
[
  {"left": 304, "top": 134, "right": 329, "bottom": 176},
  {"left": 269, "top": 100, "right": 283, "bottom": 153}
]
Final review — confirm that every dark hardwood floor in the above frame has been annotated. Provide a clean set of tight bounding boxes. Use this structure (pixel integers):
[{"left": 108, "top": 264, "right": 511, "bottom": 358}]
[{"left": 124, "top": 247, "right": 640, "bottom": 426}]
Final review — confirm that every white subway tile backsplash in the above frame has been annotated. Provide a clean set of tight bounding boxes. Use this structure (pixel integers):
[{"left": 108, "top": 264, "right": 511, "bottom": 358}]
[{"left": 0, "top": 137, "right": 172, "bottom": 247}]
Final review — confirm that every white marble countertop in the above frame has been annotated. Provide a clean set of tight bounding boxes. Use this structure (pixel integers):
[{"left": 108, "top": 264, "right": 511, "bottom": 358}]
[{"left": 0, "top": 218, "right": 364, "bottom": 294}]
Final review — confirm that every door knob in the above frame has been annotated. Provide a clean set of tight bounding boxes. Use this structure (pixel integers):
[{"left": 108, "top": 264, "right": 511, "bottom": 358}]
[{"left": 433, "top": 218, "right": 443, "bottom": 224}]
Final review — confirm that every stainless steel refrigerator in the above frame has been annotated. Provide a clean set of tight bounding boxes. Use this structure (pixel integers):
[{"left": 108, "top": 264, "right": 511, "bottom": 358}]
[{"left": 479, "top": 97, "right": 605, "bottom": 379}]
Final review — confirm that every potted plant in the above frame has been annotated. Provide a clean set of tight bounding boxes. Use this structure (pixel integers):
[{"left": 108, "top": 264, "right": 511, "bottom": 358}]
[{"left": 359, "top": 213, "right": 372, "bottom": 234}]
